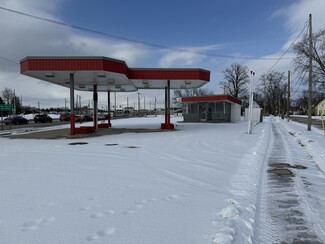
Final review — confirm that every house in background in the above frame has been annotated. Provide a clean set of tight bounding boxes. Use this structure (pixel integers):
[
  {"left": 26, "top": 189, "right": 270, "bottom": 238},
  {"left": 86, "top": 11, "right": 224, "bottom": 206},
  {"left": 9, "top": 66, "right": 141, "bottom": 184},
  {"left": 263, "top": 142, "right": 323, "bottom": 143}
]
[
  {"left": 181, "top": 95, "right": 242, "bottom": 123},
  {"left": 312, "top": 98, "right": 325, "bottom": 116}
]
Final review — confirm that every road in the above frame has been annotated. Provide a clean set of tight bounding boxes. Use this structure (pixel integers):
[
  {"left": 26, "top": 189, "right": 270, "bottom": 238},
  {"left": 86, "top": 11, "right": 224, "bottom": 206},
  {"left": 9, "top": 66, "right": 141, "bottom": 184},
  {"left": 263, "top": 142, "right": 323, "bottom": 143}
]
[
  {"left": 0, "top": 119, "right": 69, "bottom": 131},
  {"left": 289, "top": 116, "right": 324, "bottom": 129}
]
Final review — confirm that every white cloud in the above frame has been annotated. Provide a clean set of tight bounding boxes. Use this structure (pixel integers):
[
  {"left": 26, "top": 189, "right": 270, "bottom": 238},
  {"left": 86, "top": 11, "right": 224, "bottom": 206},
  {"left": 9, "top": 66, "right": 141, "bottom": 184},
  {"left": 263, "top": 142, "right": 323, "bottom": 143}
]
[
  {"left": 0, "top": 0, "right": 151, "bottom": 107},
  {"left": 158, "top": 44, "right": 224, "bottom": 68},
  {"left": 270, "top": 0, "right": 325, "bottom": 32}
]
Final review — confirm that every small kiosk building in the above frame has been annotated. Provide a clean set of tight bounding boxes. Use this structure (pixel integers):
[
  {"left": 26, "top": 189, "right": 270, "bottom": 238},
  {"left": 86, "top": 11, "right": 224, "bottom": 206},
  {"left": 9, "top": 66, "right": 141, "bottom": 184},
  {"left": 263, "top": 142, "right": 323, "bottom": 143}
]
[{"left": 181, "top": 95, "right": 242, "bottom": 123}]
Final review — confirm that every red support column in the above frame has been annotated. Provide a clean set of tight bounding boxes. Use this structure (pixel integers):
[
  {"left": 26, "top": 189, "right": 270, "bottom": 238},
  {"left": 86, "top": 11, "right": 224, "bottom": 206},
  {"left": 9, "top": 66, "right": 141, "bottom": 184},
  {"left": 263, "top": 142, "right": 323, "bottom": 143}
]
[
  {"left": 165, "top": 86, "right": 167, "bottom": 124},
  {"left": 161, "top": 80, "right": 174, "bottom": 130},
  {"left": 69, "top": 73, "right": 75, "bottom": 135},
  {"left": 93, "top": 84, "right": 98, "bottom": 130},
  {"left": 107, "top": 90, "right": 111, "bottom": 127},
  {"left": 167, "top": 79, "right": 171, "bottom": 126}
]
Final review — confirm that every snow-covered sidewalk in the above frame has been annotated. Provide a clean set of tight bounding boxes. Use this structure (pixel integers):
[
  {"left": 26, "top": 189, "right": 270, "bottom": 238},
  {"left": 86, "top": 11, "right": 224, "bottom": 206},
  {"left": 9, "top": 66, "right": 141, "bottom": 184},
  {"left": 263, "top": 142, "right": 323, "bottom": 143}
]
[
  {"left": 0, "top": 116, "right": 324, "bottom": 243},
  {"left": 255, "top": 117, "right": 325, "bottom": 243}
]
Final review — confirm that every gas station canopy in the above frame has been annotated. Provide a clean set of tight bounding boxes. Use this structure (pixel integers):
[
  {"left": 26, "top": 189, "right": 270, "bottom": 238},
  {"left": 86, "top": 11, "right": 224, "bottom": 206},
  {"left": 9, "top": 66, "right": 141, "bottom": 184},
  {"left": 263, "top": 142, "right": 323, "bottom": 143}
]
[
  {"left": 20, "top": 56, "right": 210, "bottom": 92},
  {"left": 20, "top": 56, "right": 210, "bottom": 134}
]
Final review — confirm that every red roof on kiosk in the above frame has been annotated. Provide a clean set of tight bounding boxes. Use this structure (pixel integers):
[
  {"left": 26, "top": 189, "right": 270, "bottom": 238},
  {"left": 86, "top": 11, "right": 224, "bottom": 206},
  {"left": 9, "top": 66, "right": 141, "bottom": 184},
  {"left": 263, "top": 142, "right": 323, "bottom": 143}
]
[
  {"left": 181, "top": 95, "right": 242, "bottom": 105},
  {"left": 20, "top": 56, "right": 210, "bottom": 92}
]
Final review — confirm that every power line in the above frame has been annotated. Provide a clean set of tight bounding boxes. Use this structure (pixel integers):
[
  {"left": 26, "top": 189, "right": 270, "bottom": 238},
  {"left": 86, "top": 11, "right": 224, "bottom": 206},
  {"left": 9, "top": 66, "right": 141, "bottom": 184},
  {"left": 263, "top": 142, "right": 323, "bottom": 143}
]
[
  {"left": 290, "top": 66, "right": 308, "bottom": 91},
  {"left": 0, "top": 6, "right": 295, "bottom": 61},
  {"left": 265, "top": 21, "right": 308, "bottom": 75},
  {"left": 291, "top": 69, "right": 308, "bottom": 97},
  {"left": 254, "top": 21, "right": 308, "bottom": 87}
]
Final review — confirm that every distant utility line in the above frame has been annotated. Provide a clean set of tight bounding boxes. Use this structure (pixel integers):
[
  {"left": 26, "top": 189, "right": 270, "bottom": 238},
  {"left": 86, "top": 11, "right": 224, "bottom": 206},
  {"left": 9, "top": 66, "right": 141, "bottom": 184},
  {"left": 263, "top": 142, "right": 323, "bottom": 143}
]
[
  {"left": 0, "top": 6, "right": 294, "bottom": 61},
  {"left": 0, "top": 56, "right": 19, "bottom": 65}
]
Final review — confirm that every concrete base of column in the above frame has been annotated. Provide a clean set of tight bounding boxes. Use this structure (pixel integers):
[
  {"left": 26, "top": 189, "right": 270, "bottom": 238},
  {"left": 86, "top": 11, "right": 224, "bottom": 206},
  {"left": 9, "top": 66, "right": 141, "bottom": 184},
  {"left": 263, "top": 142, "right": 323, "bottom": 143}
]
[{"left": 161, "top": 123, "right": 174, "bottom": 129}]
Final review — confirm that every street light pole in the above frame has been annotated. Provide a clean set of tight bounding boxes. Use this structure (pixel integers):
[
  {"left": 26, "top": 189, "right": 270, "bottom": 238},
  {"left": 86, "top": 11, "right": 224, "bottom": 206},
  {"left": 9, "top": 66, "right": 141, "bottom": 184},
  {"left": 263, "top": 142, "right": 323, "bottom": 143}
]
[
  {"left": 219, "top": 83, "right": 227, "bottom": 94},
  {"left": 248, "top": 71, "right": 255, "bottom": 134},
  {"left": 114, "top": 92, "right": 117, "bottom": 114}
]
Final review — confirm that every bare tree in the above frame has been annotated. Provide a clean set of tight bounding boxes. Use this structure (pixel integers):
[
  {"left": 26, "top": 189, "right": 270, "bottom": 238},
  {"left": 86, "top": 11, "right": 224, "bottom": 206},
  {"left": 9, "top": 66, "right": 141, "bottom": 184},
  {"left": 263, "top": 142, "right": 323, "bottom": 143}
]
[
  {"left": 2, "top": 87, "right": 14, "bottom": 104},
  {"left": 222, "top": 63, "right": 249, "bottom": 98},
  {"left": 173, "top": 88, "right": 213, "bottom": 106},
  {"left": 293, "top": 28, "right": 325, "bottom": 98},
  {"left": 259, "top": 71, "right": 286, "bottom": 115}
]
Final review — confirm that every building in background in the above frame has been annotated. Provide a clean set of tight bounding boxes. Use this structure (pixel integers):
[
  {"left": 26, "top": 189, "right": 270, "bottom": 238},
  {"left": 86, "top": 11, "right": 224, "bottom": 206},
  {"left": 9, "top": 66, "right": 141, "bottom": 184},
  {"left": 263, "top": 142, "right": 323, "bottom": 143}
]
[{"left": 312, "top": 98, "right": 325, "bottom": 116}]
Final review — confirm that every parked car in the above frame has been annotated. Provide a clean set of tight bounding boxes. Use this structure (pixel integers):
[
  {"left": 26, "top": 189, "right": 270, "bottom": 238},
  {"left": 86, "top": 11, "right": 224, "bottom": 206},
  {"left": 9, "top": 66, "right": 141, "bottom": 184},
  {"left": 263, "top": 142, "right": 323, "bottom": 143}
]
[
  {"left": 82, "top": 115, "right": 93, "bottom": 121},
  {"left": 59, "top": 113, "right": 82, "bottom": 122},
  {"left": 98, "top": 114, "right": 108, "bottom": 121},
  {"left": 4, "top": 116, "right": 29, "bottom": 125},
  {"left": 34, "top": 114, "right": 53, "bottom": 123}
]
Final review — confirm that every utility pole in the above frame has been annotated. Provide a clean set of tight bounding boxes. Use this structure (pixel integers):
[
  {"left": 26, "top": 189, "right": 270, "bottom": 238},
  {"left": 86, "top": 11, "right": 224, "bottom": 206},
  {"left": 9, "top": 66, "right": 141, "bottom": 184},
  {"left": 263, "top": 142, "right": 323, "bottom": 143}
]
[
  {"left": 287, "top": 70, "right": 290, "bottom": 122},
  {"left": 154, "top": 96, "right": 157, "bottom": 117},
  {"left": 137, "top": 92, "right": 141, "bottom": 111},
  {"left": 114, "top": 92, "right": 116, "bottom": 114},
  {"left": 127, "top": 97, "right": 129, "bottom": 108},
  {"left": 308, "top": 13, "right": 313, "bottom": 131},
  {"left": 20, "top": 94, "right": 23, "bottom": 114},
  {"left": 13, "top": 89, "right": 16, "bottom": 115},
  {"left": 143, "top": 96, "right": 146, "bottom": 110}
]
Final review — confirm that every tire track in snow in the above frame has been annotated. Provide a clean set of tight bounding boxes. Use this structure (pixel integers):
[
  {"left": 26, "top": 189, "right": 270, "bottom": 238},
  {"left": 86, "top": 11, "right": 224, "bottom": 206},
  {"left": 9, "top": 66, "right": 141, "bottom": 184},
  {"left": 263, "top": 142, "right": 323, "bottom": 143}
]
[{"left": 256, "top": 118, "right": 325, "bottom": 243}]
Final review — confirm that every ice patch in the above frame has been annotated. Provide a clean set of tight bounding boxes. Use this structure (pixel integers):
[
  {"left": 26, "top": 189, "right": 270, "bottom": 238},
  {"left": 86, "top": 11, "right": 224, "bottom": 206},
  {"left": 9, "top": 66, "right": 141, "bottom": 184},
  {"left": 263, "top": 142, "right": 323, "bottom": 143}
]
[{"left": 219, "top": 205, "right": 239, "bottom": 219}]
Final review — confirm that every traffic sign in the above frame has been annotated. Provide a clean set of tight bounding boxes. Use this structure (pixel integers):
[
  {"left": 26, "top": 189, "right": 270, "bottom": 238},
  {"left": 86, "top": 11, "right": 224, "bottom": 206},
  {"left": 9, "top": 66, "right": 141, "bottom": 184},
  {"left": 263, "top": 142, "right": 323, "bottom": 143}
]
[{"left": 0, "top": 104, "right": 13, "bottom": 111}]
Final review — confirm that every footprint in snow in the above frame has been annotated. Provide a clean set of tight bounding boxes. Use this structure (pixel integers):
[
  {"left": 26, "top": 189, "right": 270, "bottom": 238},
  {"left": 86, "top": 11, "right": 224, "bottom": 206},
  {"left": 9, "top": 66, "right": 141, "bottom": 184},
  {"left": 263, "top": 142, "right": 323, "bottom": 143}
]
[
  {"left": 89, "top": 209, "right": 115, "bottom": 219},
  {"left": 123, "top": 204, "right": 143, "bottom": 215},
  {"left": 22, "top": 217, "right": 56, "bottom": 232},
  {"left": 123, "top": 198, "right": 157, "bottom": 215},
  {"left": 79, "top": 204, "right": 102, "bottom": 211},
  {"left": 163, "top": 194, "right": 180, "bottom": 201},
  {"left": 90, "top": 212, "right": 104, "bottom": 219},
  {"left": 105, "top": 210, "right": 116, "bottom": 215},
  {"left": 86, "top": 227, "right": 115, "bottom": 241}
]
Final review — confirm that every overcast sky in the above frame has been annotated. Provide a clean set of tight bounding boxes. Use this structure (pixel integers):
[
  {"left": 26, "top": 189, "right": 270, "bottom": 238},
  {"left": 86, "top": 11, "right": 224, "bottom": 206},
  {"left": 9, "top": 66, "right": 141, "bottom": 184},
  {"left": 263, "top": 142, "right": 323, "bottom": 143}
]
[{"left": 0, "top": 0, "right": 324, "bottom": 109}]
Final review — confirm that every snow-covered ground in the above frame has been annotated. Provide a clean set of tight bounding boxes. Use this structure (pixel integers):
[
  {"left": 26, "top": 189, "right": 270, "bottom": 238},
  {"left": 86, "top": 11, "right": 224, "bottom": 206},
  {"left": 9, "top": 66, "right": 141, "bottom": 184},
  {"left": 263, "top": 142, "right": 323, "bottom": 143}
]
[{"left": 0, "top": 116, "right": 324, "bottom": 243}]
